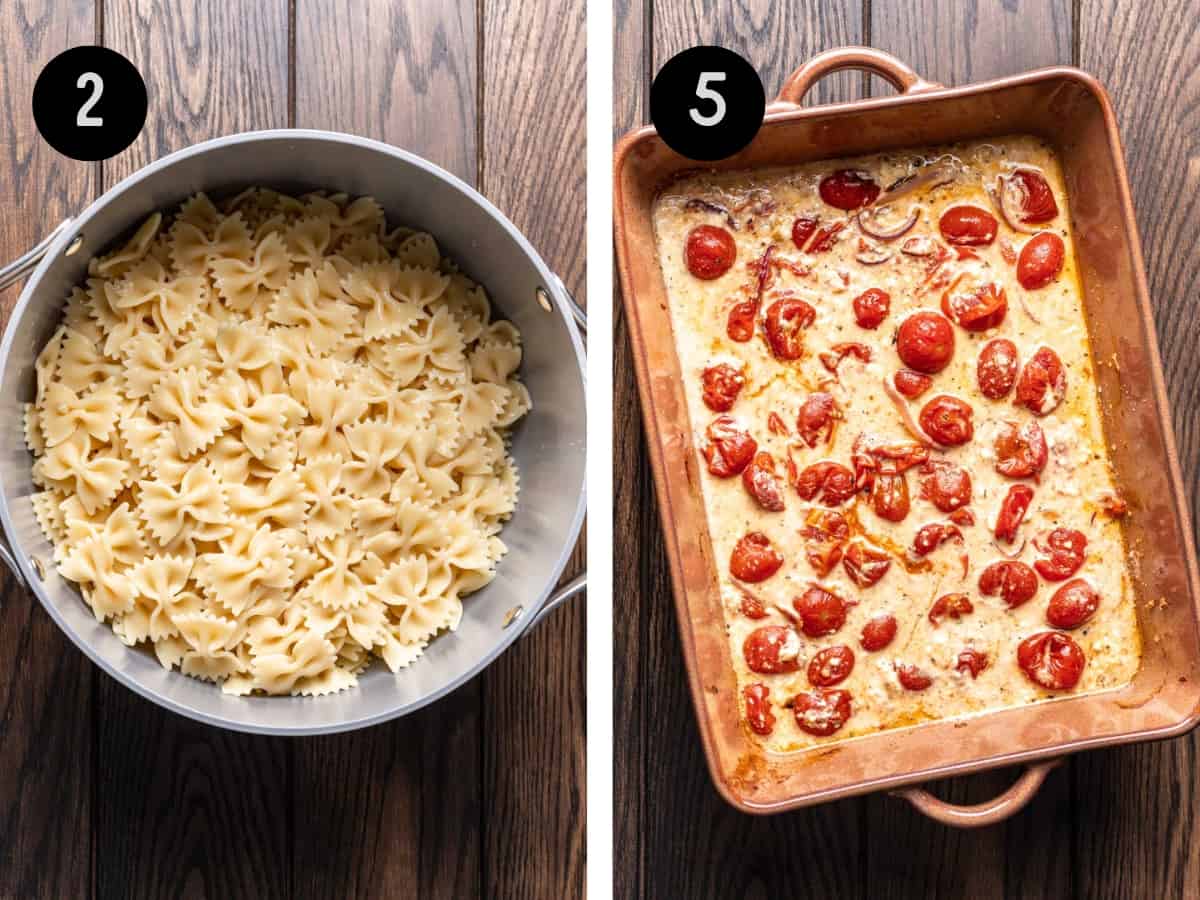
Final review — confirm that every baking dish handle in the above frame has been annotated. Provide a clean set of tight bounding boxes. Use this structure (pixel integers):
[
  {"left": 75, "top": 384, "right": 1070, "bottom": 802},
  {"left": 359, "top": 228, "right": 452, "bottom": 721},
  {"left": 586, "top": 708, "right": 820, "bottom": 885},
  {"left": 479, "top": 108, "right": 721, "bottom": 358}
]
[
  {"left": 775, "top": 46, "right": 942, "bottom": 108},
  {"left": 522, "top": 572, "right": 586, "bottom": 636},
  {"left": 890, "top": 759, "right": 1062, "bottom": 828}
]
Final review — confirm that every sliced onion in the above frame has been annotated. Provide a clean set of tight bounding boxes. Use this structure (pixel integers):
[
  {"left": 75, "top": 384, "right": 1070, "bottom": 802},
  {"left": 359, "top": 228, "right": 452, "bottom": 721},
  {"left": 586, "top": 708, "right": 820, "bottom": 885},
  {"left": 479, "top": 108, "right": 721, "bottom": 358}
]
[
  {"left": 1017, "top": 292, "right": 1042, "bottom": 324},
  {"left": 882, "top": 376, "right": 936, "bottom": 447},
  {"left": 901, "top": 236, "right": 937, "bottom": 257},
  {"left": 989, "top": 175, "right": 1039, "bottom": 235},
  {"left": 992, "top": 537, "right": 1026, "bottom": 559},
  {"left": 857, "top": 206, "right": 919, "bottom": 242},
  {"left": 878, "top": 163, "right": 956, "bottom": 206},
  {"left": 855, "top": 243, "right": 892, "bottom": 265},
  {"left": 684, "top": 198, "right": 737, "bottom": 229}
]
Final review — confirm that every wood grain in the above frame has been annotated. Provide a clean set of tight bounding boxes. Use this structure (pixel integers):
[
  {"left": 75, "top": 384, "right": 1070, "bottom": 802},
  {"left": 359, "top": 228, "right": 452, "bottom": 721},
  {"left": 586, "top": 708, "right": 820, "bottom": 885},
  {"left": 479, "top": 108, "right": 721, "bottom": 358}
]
[
  {"left": 293, "top": 2, "right": 484, "bottom": 898},
  {"left": 1074, "top": 1, "right": 1200, "bottom": 896},
  {"left": 93, "top": 3, "right": 294, "bottom": 899},
  {"left": 0, "top": 3, "right": 96, "bottom": 900},
  {"left": 479, "top": 0, "right": 587, "bottom": 896}
]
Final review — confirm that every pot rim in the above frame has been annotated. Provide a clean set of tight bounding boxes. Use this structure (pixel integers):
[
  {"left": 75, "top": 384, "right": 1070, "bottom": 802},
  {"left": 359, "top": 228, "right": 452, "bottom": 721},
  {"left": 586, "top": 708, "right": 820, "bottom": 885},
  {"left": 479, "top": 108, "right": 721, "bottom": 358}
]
[{"left": 0, "top": 128, "right": 587, "bottom": 735}]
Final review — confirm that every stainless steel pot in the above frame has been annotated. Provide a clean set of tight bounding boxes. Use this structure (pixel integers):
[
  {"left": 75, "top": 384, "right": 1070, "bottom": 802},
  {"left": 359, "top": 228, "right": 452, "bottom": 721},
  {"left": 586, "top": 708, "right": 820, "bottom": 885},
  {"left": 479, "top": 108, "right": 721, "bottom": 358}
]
[{"left": 0, "top": 129, "right": 587, "bottom": 735}]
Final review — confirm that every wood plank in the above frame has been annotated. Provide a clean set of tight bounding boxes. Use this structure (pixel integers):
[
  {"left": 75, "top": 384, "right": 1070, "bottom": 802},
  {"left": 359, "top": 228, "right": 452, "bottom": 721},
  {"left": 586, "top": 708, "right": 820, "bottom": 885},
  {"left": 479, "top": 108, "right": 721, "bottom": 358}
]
[
  {"left": 861, "top": 3, "right": 1076, "bottom": 897},
  {"left": 292, "top": 2, "right": 483, "bottom": 898},
  {"left": 478, "top": 0, "right": 586, "bottom": 896},
  {"left": 0, "top": 3, "right": 97, "bottom": 899},
  {"left": 615, "top": 6, "right": 868, "bottom": 899},
  {"left": 92, "top": 3, "right": 293, "bottom": 899},
  {"left": 1074, "top": 1, "right": 1200, "bottom": 896}
]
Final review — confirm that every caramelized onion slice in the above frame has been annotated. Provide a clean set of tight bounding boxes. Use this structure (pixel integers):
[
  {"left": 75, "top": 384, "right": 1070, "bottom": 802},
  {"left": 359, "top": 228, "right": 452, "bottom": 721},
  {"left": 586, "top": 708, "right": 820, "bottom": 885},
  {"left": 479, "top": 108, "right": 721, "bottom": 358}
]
[
  {"left": 877, "top": 163, "right": 956, "bottom": 206},
  {"left": 882, "top": 375, "right": 937, "bottom": 448},
  {"left": 857, "top": 206, "right": 919, "bottom": 242},
  {"left": 988, "top": 175, "right": 1040, "bottom": 235},
  {"left": 855, "top": 243, "right": 893, "bottom": 265}
]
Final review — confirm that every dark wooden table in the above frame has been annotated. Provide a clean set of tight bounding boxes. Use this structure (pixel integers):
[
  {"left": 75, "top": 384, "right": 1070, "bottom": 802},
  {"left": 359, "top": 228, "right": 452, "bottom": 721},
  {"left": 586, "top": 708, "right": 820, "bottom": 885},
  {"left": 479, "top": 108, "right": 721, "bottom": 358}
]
[
  {"left": 614, "top": 1, "right": 1200, "bottom": 896},
  {"left": 0, "top": 2, "right": 584, "bottom": 897}
]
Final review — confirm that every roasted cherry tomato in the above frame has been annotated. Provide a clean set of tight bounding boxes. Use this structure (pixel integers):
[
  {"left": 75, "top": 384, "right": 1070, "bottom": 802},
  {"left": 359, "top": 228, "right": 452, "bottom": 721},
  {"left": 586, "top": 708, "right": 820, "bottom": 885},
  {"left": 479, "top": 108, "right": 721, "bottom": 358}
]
[
  {"left": 979, "top": 560, "right": 1039, "bottom": 608},
  {"left": 819, "top": 342, "right": 872, "bottom": 374},
  {"left": 1016, "top": 346, "right": 1067, "bottom": 415},
  {"left": 808, "top": 222, "right": 845, "bottom": 253},
  {"left": 742, "top": 452, "right": 786, "bottom": 512},
  {"left": 796, "top": 392, "right": 839, "bottom": 448},
  {"left": 726, "top": 297, "right": 758, "bottom": 342},
  {"left": 1017, "top": 232, "right": 1065, "bottom": 290},
  {"left": 795, "top": 461, "right": 856, "bottom": 507},
  {"left": 1046, "top": 578, "right": 1100, "bottom": 629},
  {"left": 793, "top": 585, "right": 849, "bottom": 637},
  {"left": 730, "top": 532, "right": 783, "bottom": 583},
  {"left": 763, "top": 297, "right": 816, "bottom": 360},
  {"left": 977, "top": 338, "right": 1019, "bottom": 399},
  {"left": 942, "top": 281, "right": 1007, "bottom": 332},
  {"left": 819, "top": 169, "right": 880, "bottom": 210},
  {"left": 793, "top": 688, "right": 852, "bottom": 736},
  {"left": 791, "top": 215, "right": 819, "bottom": 250},
  {"left": 800, "top": 509, "right": 849, "bottom": 577},
  {"left": 994, "top": 420, "right": 1048, "bottom": 479},
  {"left": 700, "top": 363, "right": 745, "bottom": 412},
  {"left": 860, "top": 613, "right": 898, "bottom": 651},
  {"left": 919, "top": 395, "right": 975, "bottom": 446},
  {"left": 956, "top": 648, "right": 989, "bottom": 679},
  {"left": 701, "top": 415, "right": 757, "bottom": 477},
  {"left": 949, "top": 508, "right": 976, "bottom": 527},
  {"left": 919, "top": 460, "right": 972, "bottom": 512},
  {"left": 1018, "top": 631, "right": 1085, "bottom": 690},
  {"left": 738, "top": 590, "right": 768, "bottom": 619},
  {"left": 743, "top": 683, "right": 776, "bottom": 735},
  {"left": 912, "top": 522, "right": 963, "bottom": 557},
  {"left": 767, "top": 412, "right": 788, "bottom": 436},
  {"left": 808, "top": 645, "right": 855, "bottom": 687},
  {"left": 853, "top": 288, "right": 891, "bottom": 329},
  {"left": 897, "top": 311, "right": 956, "bottom": 374},
  {"left": 843, "top": 540, "right": 891, "bottom": 587},
  {"left": 1011, "top": 169, "right": 1059, "bottom": 223},
  {"left": 895, "top": 662, "right": 933, "bottom": 691},
  {"left": 685, "top": 225, "right": 736, "bottom": 280},
  {"left": 871, "top": 472, "right": 910, "bottom": 523},
  {"left": 1033, "top": 527, "right": 1088, "bottom": 582},
  {"left": 939, "top": 205, "right": 998, "bottom": 246},
  {"left": 894, "top": 369, "right": 933, "bottom": 399},
  {"left": 743, "top": 625, "right": 801, "bottom": 674},
  {"left": 929, "top": 593, "right": 974, "bottom": 626},
  {"left": 995, "top": 483, "right": 1035, "bottom": 543}
]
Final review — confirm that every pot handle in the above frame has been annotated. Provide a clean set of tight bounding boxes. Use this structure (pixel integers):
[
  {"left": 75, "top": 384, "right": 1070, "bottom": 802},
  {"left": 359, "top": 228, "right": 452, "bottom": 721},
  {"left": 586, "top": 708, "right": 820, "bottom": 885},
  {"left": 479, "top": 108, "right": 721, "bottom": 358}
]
[
  {"left": 775, "top": 46, "right": 942, "bottom": 108},
  {"left": 522, "top": 572, "right": 586, "bottom": 637},
  {"left": 890, "top": 759, "right": 1061, "bottom": 828},
  {"left": 0, "top": 219, "right": 74, "bottom": 292}
]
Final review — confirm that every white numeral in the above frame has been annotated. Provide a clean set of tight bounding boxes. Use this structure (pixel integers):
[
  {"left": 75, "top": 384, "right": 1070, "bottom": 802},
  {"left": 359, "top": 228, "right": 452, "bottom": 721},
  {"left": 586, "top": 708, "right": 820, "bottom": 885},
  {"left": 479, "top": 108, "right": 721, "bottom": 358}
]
[
  {"left": 689, "top": 71, "right": 727, "bottom": 127},
  {"left": 76, "top": 72, "right": 104, "bottom": 127}
]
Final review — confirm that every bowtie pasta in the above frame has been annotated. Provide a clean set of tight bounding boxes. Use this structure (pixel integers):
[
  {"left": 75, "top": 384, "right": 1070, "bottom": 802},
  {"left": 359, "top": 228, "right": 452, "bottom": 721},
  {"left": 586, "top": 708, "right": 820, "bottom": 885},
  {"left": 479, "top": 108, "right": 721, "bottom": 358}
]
[{"left": 25, "top": 188, "right": 530, "bottom": 696}]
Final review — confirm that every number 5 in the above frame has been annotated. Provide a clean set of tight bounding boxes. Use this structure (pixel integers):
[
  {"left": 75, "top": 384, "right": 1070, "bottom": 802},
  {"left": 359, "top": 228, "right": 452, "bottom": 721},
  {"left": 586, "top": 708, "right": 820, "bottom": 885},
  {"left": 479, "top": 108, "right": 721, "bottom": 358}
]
[
  {"left": 76, "top": 72, "right": 104, "bottom": 127},
  {"left": 690, "top": 71, "right": 727, "bottom": 127}
]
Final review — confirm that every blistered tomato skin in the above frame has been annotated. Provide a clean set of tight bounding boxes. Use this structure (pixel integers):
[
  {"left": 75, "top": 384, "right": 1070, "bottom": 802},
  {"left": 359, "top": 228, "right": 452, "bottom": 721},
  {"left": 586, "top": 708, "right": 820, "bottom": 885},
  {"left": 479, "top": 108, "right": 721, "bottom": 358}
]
[
  {"left": 843, "top": 540, "right": 891, "bottom": 587},
  {"left": 920, "top": 460, "right": 972, "bottom": 511},
  {"left": 700, "top": 363, "right": 745, "bottom": 412},
  {"left": 701, "top": 416, "right": 757, "bottom": 477},
  {"left": 978, "top": 339, "right": 1019, "bottom": 399},
  {"left": 912, "top": 522, "right": 963, "bottom": 557},
  {"left": 919, "top": 395, "right": 975, "bottom": 446},
  {"left": 800, "top": 510, "right": 850, "bottom": 577},
  {"left": 1012, "top": 169, "right": 1059, "bottom": 223},
  {"left": 743, "top": 683, "right": 776, "bottom": 735},
  {"left": 1017, "top": 232, "right": 1065, "bottom": 290},
  {"left": 1018, "top": 631, "right": 1085, "bottom": 690},
  {"left": 894, "top": 369, "right": 933, "bottom": 399},
  {"left": 819, "top": 169, "right": 880, "bottom": 210},
  {"left": 763, "top": 297, "right": 816, "bottom": 360},
  {"left": 897, "top": 311, "right": 956, "bottom": 374},
  {"left": 742, "top": 452, "right": 786, "bottom": 512},
  {"left": 1035, "top": 528, "right": 1088, "bottom": 581},
  {"left": 995, "top": 484, "right": 1035, "bottom": 543},
  {"left": 726, "top": 298, "right": 758, "bottom": 342},
  {"left": 1046, "top": 578, "right": 1100, "bottom": 629},
  {"left": 979, "top": 560, "right": 1039, "bottom": 608},
  {"left": 870, "top": 472, "right": 910, "bottom": 522},
  {"left": 791, "top": 216, "right": 819, "bottom": 250},
  {"left": 956, "top": 649, "right": 989, "bottom": 679},
  {"left": 1016, "top": 347, "right": 1067, "bottom": 416},
  {"left": 860, "top": 613, "right": 898, "bottom": 651},
  {"left": 684, "top": 225, "right": 737, "bottom": 280},
  {"left": 794, "top": 585, "right": 849, "bottom": 637},
  {"left": 743, "top": 625, "right": 802, "bottom": 674},
  {"left": 853, "top": 288, "right": 891, "bottom": 329},
  {"left": 942, "top": 282, "right": 1007, "bottom": 332},
  {"left": 795, "top": 461, "right": 856, "bottom": 507},
  {"left": 730, "top": 532, "right": 783, "bottom": 583},
  {"left": 939, "top": 205, "right": 998, "bottom": 246},
  {"left": 929, "top": 592, "right": 974, "bottom": 626},
  {"left": 797, "top": 392, "right": 839, "bottom": 447},
  {"left": 896, "top": 662, "right": 933, "bottom": 691},
  {"left": 994, "top": 420, "right": 1048, "bottom": 479},
  {"left": 793, "top": 689, "right": 853, "bottom": 736},
  {"left": 739, "top": 590, "right": 768, "bottom": 619},
  {"left": 808, "top": 645, "right": 855, "bottom": 687}
]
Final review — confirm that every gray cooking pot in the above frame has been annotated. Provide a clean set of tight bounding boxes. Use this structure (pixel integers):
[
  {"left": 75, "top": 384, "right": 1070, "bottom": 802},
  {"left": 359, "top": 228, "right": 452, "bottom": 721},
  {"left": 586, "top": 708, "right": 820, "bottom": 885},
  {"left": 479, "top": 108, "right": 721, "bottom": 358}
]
[{"left": 0, "top": 130, "right": 586, "bottom": 735}]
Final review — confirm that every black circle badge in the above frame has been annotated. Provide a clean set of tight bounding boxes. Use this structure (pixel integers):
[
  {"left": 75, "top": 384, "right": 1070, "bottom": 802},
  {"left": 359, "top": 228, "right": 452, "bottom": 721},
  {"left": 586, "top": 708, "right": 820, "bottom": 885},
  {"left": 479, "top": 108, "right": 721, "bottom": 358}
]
[
  {"left": 33, "top": 46, "right": 147, "bottom": 161},
  {"left": 650, "top": 46, "right": 765, "bottom": 162}
]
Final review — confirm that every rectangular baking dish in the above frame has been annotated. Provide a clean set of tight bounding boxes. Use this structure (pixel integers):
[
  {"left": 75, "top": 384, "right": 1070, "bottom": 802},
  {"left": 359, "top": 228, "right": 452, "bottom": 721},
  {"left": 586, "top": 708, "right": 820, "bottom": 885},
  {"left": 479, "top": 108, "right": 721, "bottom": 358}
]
[{"left": 614, "top": 47, "right": 1200, "bottom": 824}]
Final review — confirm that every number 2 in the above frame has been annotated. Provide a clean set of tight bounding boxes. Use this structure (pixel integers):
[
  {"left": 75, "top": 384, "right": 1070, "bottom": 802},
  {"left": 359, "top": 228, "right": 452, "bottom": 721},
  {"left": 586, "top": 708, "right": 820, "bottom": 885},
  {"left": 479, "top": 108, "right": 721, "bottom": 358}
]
[
  {"left": 76, "top": 72, "right": 104, "bottom": 127},
  {"left": 689, "top": 72, "right": 727, "bottom": 127}
]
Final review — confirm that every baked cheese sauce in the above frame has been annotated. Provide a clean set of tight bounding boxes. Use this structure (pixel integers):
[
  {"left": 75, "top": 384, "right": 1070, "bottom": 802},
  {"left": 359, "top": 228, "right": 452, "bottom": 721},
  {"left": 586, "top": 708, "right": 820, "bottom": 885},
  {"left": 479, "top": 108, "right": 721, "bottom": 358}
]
[{"left": 652, "top": 136, "right": 1141, "bottom": 753}]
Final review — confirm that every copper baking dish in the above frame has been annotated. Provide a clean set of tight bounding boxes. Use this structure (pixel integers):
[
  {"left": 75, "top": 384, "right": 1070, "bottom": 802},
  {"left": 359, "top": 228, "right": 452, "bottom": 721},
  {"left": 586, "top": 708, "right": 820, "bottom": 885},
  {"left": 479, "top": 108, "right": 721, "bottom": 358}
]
[{"left": 614, "top": 46, "right": 1200, "bottom": 826}]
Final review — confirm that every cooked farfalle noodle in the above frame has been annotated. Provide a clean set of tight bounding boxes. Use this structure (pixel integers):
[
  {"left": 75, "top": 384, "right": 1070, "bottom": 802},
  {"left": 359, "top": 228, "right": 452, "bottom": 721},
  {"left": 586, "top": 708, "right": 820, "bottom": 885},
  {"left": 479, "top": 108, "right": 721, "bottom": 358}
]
[{"left": 27, "top": 188, "right": 529, "bottom": 694}]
